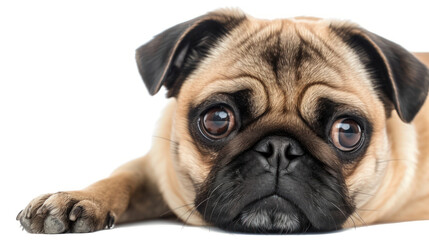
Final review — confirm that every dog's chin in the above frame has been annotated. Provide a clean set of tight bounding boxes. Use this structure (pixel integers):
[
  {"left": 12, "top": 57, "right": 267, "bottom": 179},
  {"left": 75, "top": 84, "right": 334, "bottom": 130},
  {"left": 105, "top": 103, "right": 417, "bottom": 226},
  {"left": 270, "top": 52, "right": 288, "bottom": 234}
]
[{"left": 221, "top": 195, "right": 310, "bottom": 233}]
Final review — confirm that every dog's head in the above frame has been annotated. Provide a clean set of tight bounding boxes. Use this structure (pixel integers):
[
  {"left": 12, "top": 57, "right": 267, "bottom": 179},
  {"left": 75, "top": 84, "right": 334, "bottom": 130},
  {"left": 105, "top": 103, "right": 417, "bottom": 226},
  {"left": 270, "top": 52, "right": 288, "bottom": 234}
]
[{"left": 136, "top": 9, "right": 429, "bottom": 233}]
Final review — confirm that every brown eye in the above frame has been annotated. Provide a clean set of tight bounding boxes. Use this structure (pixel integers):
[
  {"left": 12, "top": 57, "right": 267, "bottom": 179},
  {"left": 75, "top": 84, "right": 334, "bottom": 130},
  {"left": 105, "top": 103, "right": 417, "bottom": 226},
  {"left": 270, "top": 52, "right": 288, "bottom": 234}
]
[
  {"left": 200, "top": 106, "right": 235, "bottom": 139},
  {"left": 330, "top": 118, "right": 362, "bottom": 151}
]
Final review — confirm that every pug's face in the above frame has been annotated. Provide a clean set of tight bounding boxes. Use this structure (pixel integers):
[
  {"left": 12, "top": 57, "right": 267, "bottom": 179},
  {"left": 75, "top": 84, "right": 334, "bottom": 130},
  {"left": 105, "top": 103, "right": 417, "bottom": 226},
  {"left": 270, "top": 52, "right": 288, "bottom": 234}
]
[{"left": 136, "top": 10, "right": 429, "bottom": 233}]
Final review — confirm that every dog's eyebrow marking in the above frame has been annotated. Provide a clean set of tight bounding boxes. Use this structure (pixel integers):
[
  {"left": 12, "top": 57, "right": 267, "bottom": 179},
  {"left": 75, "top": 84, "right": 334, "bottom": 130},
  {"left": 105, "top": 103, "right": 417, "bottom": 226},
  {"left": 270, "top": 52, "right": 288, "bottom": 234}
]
[
  {"left": 298, "top": 82, "right": 369, "bottom": 133},
  {"left": 297, "top": 81, "right": 339, "bottom": 111},
  {"left": 192, "top": 73, "right": 269, "bottom": 119},
  {"left": 296, "top": 81, "right": 340, "bottom": 130}
]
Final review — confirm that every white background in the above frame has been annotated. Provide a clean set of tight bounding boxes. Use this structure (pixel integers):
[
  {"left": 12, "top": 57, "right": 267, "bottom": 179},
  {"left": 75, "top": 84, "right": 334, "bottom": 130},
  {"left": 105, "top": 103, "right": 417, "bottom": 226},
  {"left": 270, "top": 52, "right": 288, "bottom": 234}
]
[{"left": 1, "top": 0, "right": 429, "bottom": 239}]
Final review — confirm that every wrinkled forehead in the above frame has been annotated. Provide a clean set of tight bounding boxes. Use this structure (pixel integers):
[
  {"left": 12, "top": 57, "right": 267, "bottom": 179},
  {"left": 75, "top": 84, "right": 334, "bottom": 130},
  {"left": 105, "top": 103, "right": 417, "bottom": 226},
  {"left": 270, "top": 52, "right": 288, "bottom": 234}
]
[{"left": 179, "top": 18, "right": 374, "bottom": 121}]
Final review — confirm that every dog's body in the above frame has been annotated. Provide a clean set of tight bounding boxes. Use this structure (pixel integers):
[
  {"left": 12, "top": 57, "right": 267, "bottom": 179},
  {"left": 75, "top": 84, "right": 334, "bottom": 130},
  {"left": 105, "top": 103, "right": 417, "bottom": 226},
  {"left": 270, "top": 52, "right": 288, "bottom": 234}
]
[{"left": 17, "top": 9, "right": 429, "bottom": 233}]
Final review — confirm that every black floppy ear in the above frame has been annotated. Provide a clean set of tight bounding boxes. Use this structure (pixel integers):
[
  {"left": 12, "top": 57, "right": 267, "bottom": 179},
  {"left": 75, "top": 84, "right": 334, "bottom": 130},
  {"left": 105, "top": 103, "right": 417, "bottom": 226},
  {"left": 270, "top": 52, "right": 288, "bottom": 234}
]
[
  {"left": 136, "top": 9, "right": 245, "bottom": 97},
  {"left": 331, "top": 24, "right": 429, "bottom": 123}
]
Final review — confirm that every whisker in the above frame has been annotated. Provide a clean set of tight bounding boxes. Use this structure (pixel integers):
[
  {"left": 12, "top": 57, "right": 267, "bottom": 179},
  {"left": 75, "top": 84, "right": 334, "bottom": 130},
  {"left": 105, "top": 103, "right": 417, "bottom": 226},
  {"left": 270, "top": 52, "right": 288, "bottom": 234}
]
[
  {"left": 152, "top": 135, "right": 179, "bottom": 145},
  {"left": 214, "top": 189, "right": 238, "bottom": 224},
  {"left": 203, "top": 183, "right": 225, "bottom": 220},
  {"left": 179, "top": 207, "right": 197, "bottom": 230},
  {"left": 376, "top": 158, "right": 415, "bottom": 163},
  {"left": 210, "top": 191, "right": 228, "bottom": 224},
  {"left": 325, "top": 198, "right": 351, "bottom": 230},
  {"left": 181, "top": 192, "right": 218, "bottom": 229},
  {"left": 303, "top": 222, "right": 312, "bottom": 233},
  {"left": 152, "top": 135, "right": 198, "bottom": 147},
  {"left": 356, "top": 208, "right": 379, "bottom": 212},
  {"left": 159, "top": 202, "right": 195, "bottom": 217},
  {"left": 353, "top": 191, "right": 375, "bottom": 197},
  {"left": 352, "top": 211, "right": 368, "bottom": 227}
]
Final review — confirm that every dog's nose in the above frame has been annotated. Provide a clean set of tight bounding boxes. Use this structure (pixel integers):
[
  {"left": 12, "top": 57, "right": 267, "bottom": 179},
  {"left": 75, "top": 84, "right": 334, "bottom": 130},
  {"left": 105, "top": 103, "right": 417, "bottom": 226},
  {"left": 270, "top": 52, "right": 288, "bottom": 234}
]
[{"left": 254, "top": 136, "right": 304, "bottom": 170}]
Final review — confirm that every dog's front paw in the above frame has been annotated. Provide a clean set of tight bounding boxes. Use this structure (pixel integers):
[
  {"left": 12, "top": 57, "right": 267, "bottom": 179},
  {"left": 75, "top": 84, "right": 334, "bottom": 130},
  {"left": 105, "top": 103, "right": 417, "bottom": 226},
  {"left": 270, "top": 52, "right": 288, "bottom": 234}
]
[{"left": 17, "top": 191, "right": 116, "bottom": 234}]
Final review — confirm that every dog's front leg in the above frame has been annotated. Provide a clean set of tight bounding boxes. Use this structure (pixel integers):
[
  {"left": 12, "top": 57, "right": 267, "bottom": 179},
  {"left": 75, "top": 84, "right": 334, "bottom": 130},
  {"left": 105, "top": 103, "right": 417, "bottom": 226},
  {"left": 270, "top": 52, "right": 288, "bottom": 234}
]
[{"left": 17, "top": 156, "right": 169, "bottom": 234}]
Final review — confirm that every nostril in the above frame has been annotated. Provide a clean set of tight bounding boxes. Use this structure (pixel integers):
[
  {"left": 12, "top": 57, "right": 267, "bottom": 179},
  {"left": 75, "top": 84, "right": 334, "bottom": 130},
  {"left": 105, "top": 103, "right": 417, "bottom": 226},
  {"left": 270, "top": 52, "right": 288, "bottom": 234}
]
[
  {"left": 255, "top": 141, "right": 274, "bottom": 158},
  {"left": 286, "top": 144, "right": 304, "bottom": 159}
]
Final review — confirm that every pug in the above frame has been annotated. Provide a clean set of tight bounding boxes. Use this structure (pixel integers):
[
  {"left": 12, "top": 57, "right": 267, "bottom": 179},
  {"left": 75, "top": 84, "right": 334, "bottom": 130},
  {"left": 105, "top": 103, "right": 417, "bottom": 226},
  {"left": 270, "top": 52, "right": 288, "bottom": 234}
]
[{"left": 17, "top": 9, "right": 429, "bottom": 234}]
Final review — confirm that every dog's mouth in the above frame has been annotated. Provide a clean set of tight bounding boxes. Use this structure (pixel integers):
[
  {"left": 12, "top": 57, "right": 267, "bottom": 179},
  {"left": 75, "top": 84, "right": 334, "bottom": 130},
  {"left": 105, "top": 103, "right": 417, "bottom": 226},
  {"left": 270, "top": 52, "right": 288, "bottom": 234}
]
[{"left": 224, "top": 194, "right": 311, "bottom": 233}]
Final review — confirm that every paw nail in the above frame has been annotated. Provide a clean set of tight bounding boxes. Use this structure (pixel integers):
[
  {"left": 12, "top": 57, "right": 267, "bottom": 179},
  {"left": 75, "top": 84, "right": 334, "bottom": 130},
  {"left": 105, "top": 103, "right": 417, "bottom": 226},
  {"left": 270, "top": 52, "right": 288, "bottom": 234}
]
[
  {"left": 16, "top": 210, "right": 23, "bottom": 220},
  {"left": 23, "top": 205, "right": 31, "bottom": 218},
  {"left": 36, "top": 206, "right": 46, "bottom": 215},
  {"left": 69, "top": 206, "right": 83, "bottom": 221},
  {"left": 107, "top": 212, "right": 116, "bottom": 229}
]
